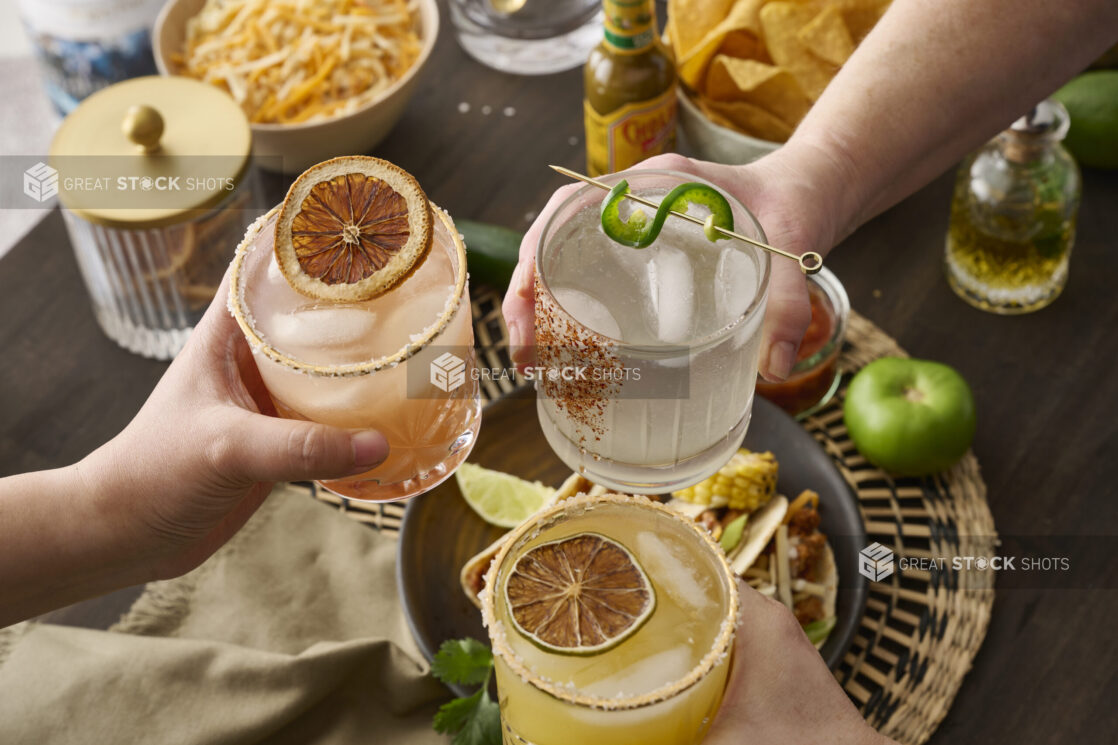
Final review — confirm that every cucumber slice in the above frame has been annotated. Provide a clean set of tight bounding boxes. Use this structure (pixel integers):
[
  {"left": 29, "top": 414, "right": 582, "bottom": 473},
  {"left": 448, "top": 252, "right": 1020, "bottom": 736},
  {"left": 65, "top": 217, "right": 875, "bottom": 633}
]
[{"left": 457, "top": 219, "right": 522, "bottom": 289}]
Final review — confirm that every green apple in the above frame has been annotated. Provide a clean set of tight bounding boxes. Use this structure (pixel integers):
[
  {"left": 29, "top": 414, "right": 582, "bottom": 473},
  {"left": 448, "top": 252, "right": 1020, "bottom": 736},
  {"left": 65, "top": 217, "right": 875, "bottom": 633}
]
[{"left": 843, "top": 358, "right": 976, "bottom": 476}]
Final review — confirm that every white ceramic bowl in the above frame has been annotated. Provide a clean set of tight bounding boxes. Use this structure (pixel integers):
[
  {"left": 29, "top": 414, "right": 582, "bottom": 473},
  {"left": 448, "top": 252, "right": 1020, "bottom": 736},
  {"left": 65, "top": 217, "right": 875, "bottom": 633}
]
[
  {"left": 677, "top": 89, "right": 781, "bottom": 165},
  {"left": 153, "top": 0, "right": 439, "bottom": 173}
]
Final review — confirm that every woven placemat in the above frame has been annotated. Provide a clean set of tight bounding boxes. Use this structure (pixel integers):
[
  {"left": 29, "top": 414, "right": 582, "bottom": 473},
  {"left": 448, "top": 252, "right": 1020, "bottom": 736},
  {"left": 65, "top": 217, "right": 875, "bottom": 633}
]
[
  {"left": 807, "top": 312, "right": 997, "bottom": 745},
  {"left": 312, "top": 286, "right": 997, "bottom": 745}
]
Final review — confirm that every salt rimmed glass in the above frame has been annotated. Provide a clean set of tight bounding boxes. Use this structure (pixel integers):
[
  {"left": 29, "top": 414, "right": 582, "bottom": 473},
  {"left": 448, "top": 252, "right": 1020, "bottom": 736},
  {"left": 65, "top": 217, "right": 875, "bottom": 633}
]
[
  {"left": 228, "top": 204, "right": 480, "bottom": 501},
  {"left": 534, "top": 170, "right": 770, "bottom": 494},
  {"left": 480, "top": 493, "right": 740, "bottom": 745}
]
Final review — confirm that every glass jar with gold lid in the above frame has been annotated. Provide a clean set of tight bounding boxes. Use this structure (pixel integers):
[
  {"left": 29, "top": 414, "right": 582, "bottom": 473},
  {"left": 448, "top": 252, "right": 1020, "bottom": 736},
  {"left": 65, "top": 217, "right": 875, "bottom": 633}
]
[{"left": 49, "top": 75, "right": 258, "bottom": 359}]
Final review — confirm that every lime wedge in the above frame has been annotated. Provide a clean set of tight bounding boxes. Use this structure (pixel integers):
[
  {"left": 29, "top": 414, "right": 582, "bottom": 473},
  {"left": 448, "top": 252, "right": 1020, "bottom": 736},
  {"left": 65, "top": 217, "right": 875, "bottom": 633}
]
[{"left": 455, "top": 463, "right": 555, "bottom": 528}]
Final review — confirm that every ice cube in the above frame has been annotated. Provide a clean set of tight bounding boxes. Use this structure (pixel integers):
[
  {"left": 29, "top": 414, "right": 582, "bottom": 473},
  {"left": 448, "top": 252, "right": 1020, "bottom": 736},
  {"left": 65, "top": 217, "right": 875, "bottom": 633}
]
[
  {"left": 266, "top": 254, "right": 284, "bottom": 284},
  {"left": 378, "top": 285, "right": 453, "bottom": 355},
  {"left": 580, "top": 645, "right": 694, "bottom": 698},
  {"left": 636, "top": 531, "right": 714, "bottom": 612},
  {"left": 392, "top": 241, "right": 454, "bottom": 304},
  {"left": 714, "top": 247, "right": 754, "bottom": 324},
  {"left": 650, "top": 246, "right": 694, "bottom": 344},
  {"left": 284, "top": 376, "right": 373, "bottom": 423},
  {"left": 268, "top": 306, "right": 378, "bottom": 361},
  {"left": 553, "top": 287, "right": 622, "bottom": 339}
]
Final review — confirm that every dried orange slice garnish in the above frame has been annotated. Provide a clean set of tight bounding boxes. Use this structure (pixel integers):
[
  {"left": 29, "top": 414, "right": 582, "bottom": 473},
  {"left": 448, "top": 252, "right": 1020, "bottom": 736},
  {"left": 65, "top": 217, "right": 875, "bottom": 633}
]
[
  {"left": 274, "top": 156, "right": 432, "bottom": 302},
  {"left": 505, "top": 532, "right": 655, "bottom": 655}
]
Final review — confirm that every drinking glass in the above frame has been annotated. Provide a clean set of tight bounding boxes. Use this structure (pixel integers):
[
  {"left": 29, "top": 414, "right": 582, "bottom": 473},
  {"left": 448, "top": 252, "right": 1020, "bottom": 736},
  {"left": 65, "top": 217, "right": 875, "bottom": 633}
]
[
  {"left": 534, "top": 170, "right": 770, "bottom": 494},
  {"left": 449, "top": 0, "right": 602, "bottom": 75},
  {"left": 480, "top": 492, "right": 740, "bottom": 745},
  {"left": 228, "top": 205, "right": 480, "bottom": 501},
  {"left": 755, "top": 266, "right": 849, "bottom": 418}
]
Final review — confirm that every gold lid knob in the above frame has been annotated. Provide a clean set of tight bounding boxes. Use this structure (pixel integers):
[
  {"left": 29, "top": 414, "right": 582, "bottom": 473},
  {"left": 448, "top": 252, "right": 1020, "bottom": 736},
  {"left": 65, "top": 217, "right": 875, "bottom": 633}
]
[
  {"left": 51, "top": 76, "right": 252, "bottom": 228},
  {"left": 122, "top": 105, "right": 164, "bottom": 154}
]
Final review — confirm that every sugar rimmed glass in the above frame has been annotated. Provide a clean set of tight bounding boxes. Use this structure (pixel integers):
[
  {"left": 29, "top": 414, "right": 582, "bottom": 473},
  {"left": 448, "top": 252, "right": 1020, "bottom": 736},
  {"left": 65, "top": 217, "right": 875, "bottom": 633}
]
[
  {"left": 480, "top": 492, "right": 740, "bottom": 745},
  {"left": 228, "top": 204, "right": 480, "bottom": 501}
]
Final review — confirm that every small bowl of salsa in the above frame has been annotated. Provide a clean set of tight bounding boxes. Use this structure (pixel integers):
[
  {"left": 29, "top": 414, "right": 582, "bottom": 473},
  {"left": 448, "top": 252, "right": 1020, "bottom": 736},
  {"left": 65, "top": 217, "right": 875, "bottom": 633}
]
[{"left": 757, "top": 266, "right": 849, "bottom": 418}]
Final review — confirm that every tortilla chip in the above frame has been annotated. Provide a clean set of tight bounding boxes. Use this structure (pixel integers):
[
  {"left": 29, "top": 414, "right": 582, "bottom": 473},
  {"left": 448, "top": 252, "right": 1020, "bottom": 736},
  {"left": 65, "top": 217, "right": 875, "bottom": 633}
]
[
  {"left": 717, "top": 28, "right": 771, "bottom": 64},
  {"left": 706, "top": 56, "right": 779, "bottom": 101},
  {"left": 705, "top": 56, "right": 813, "bottom": 126},
  {"left": 695, "top": 99, "right": 749, "bottom": 135},
  {"left": 676, "top": 0, "right": 769, "bottom": 90},
  {"left": 668, "top": 0, "right": 737, "bottom": 61},
  {"left": 698, "top": 97, "right": 795, "bottom": 142},
  {"left": 797, "top": 5, "right": 855, "bottom": 66},
  {"left": 759, "top": 2, "right": 838, "bottom": 101}
]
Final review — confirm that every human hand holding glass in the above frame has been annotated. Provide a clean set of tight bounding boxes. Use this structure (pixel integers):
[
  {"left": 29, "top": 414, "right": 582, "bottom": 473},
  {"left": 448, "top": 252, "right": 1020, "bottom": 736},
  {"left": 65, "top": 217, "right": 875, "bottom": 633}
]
[
  {"left": 531, "top": 167, "right": 773, "bottom": 493},
  {"left": 707, "top": 581, "right": 896, "bottom": 745},
  {"left": 503, "top": 151, "right": 844, "bottom": 385},
  {"left": 227, "top": 158, "right": 481, "bottom": 502},
  {"left": 0, "top": 273, "right": 389, "bottom": 625}
]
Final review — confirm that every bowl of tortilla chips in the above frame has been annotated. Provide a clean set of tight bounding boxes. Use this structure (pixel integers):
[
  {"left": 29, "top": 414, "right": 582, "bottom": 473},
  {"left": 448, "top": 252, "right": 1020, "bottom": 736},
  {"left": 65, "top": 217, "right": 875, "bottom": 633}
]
[{"left": 666, "top": 0, "right": 891, "bottom": 163}]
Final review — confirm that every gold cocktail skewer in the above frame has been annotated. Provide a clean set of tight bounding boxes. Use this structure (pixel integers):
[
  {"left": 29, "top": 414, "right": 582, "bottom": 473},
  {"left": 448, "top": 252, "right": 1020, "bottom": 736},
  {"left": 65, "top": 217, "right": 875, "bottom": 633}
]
[
  {"left": 487, "top": 0, "right": 527, "bottom": 12},
  {"left": 549, "top": 164, "right": 823, "bottom": 275}
]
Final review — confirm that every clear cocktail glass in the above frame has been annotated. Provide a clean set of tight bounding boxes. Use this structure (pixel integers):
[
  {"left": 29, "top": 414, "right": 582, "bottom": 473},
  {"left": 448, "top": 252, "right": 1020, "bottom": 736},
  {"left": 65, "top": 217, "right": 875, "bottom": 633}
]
[
  {"left": 228, "top": 204, "right": 480, "bottom": 501},
  {"left": 534, "top": 170, "right": 770, "bottom": 494},
  {"left": 480, "top": 492, "right": 740, "bottom": 745}
]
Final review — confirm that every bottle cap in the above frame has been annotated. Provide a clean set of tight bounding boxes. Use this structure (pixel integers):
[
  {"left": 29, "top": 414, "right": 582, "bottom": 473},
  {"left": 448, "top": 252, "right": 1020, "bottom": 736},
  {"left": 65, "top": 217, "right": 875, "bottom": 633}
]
[{"left": 1010, "top": 100, "right": 1070, "bottom": 141}]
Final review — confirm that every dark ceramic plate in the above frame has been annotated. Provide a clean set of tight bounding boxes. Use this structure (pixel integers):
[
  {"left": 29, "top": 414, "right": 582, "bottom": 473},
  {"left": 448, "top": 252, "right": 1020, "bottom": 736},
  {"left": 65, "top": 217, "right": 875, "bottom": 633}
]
[{"left": 397, "top": 388, "right": 867, "bottom": 691}]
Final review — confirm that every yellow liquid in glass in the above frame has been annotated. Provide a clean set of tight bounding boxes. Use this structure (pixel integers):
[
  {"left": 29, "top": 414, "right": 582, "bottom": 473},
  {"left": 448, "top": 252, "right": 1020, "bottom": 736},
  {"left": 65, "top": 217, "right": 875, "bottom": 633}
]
[{"left": 490, "top": 499, "right": 734, "bottom": 745}]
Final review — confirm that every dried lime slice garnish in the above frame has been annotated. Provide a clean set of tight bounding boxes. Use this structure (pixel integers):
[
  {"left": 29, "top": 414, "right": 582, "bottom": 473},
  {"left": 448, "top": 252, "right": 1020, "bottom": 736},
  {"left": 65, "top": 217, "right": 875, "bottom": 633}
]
[
  {"left": 505, "top": 532, "right": 655, "bottom": 656},
  {"left": 274, "top": 155, "right": 432, "bottom": 302}
]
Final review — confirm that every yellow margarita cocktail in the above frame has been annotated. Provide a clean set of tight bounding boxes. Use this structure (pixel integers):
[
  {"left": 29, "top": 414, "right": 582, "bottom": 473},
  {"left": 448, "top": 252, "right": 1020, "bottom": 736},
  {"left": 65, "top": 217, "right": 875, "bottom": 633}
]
[
  {"left": 229, "top": 157, "right": 480, "bottom": 501},
  {"left": 481, "top": 493, "right": 740, "bottom": 745}
]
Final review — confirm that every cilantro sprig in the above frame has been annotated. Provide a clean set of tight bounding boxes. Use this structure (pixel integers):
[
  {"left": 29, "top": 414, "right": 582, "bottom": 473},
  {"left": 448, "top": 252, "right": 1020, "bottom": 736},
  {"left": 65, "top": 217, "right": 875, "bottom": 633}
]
[{"left": 431, "top": 638, "right": 501, "bottom": 745}]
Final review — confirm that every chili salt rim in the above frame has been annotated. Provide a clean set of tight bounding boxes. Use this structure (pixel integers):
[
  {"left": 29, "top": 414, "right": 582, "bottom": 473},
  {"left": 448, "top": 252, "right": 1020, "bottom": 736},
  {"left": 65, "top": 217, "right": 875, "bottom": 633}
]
[
  {"left": 479, "top": 492, "right": 741, "bottom": 711},
  {"left": 227, "top": 202, "right": 468, "bottom": 378}
]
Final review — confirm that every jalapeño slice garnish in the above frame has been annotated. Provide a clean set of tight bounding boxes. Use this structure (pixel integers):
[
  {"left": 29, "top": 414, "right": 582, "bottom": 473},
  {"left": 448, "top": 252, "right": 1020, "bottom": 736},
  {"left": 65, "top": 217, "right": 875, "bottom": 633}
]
[{"left": 599, "top": 180, "right": 734, "bottom": 249}]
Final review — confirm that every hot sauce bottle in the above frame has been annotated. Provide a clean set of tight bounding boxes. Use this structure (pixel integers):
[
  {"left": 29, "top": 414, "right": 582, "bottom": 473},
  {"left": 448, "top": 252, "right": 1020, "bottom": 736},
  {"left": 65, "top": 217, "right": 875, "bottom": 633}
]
[{"left": 584, "top": 0, "right": 677, "bottom": 177}]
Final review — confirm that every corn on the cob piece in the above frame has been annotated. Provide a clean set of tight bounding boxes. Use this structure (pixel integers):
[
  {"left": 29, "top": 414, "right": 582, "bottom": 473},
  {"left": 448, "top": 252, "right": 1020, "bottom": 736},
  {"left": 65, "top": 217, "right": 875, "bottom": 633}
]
[{"left": 673, "top": 449, "right": 778, "bottom": 511}]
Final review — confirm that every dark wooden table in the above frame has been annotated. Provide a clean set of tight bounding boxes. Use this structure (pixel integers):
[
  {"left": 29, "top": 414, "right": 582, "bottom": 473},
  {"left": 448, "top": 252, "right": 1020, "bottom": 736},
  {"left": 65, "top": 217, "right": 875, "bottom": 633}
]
[{"left": 2, "top": 8, "right": 1116, "bottom": 743}]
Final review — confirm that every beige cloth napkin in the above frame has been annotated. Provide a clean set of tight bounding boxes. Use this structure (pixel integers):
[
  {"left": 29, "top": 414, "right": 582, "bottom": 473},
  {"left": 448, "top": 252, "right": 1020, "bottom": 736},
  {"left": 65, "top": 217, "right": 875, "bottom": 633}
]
[{"left": 0, "top": 486, "right": 450, "bottom": 744}]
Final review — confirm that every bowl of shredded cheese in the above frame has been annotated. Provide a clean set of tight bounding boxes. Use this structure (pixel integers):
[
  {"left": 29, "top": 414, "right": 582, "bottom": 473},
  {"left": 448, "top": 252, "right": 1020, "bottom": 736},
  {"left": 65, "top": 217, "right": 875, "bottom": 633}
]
[{"left": 154, "top": 0, "right": 438, "bottom": 172}]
